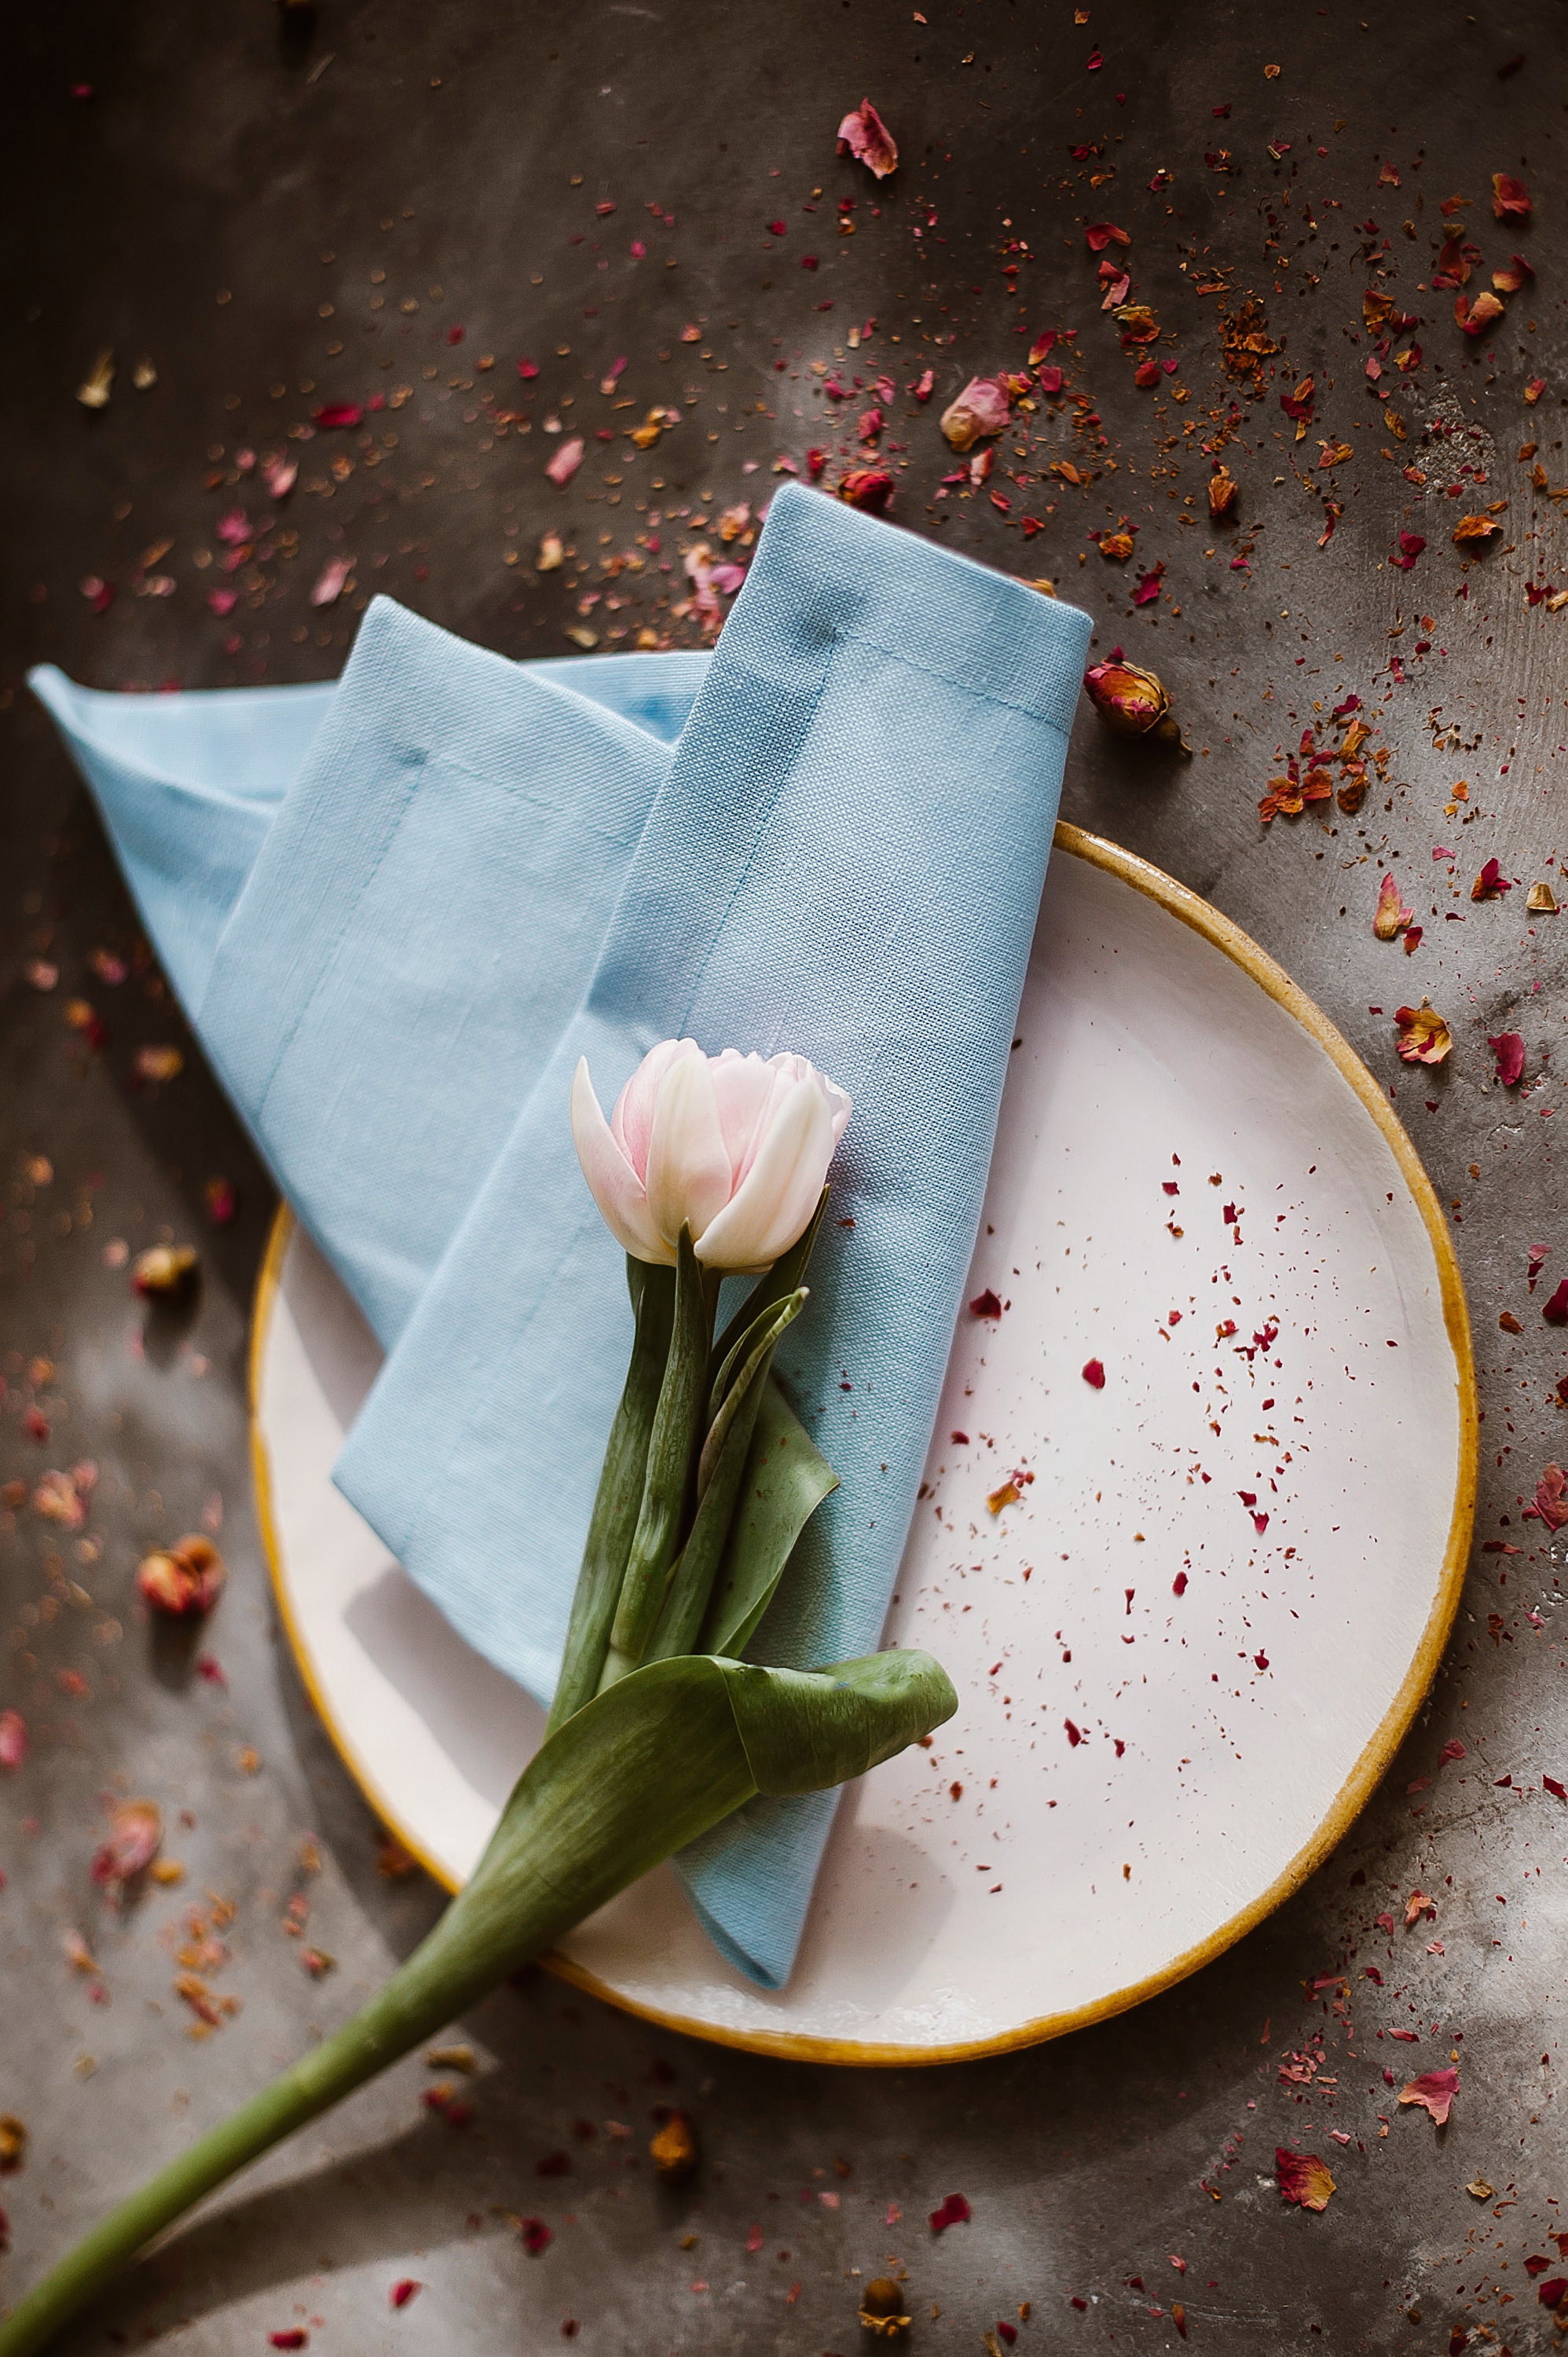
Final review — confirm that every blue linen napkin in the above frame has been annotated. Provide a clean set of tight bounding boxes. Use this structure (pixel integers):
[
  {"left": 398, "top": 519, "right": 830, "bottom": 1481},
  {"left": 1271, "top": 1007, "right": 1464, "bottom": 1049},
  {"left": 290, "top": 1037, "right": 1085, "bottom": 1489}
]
[{"left": 31, "top": 482, "right": 1090, "bottom": 1988}]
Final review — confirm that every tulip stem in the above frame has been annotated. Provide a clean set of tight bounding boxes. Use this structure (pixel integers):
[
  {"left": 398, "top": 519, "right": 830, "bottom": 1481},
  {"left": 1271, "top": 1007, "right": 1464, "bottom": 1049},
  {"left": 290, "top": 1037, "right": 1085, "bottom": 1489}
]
[
  {"left": 601, "top": 1230, "right": 713, "bottom": 1686},
  {"left": 547, "top": 1258, "right": 675, "bottom": 1732}
]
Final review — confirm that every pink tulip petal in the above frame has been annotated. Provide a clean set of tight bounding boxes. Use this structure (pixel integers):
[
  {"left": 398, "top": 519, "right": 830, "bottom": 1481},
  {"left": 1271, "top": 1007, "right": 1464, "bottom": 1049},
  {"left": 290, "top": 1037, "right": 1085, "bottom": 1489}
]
[
  {"left": 645, "top": 1054, "right": 733, "bottom": 1248},
  {"left": 570, "top": 1059, "right": 669, "bottom": 1263},
  {"left": 709, "top": 1050, "right": 790, "bottom": 1187},
  {"left": 695, "top": 1075, "right": 838, "bottom": 1270},
  {"left": 611, "top": 1037, "right": 696, "bottom": 1178}
]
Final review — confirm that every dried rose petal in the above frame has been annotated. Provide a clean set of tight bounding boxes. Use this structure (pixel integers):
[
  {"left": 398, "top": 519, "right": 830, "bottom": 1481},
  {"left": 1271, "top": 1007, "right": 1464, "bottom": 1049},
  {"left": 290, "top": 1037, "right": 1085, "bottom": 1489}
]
[
  {"left": 1373, "top": 874, "right": 1412, "bottom": 940},
  {"left": 1471, "top": 856, "right": 1513, "bottom": 900},
  {"left": 1207, "top": 466, "right": 1238, "bottom": 520},
  {"left": 1098, "top": 531, "right": 1134, "bottom": 562},
  {"left": 131, "top": 1243, "right": 198, "bottom": 1296},
  {"left": 545, "top": 436, "right": 584, "bottom": 487},
  {"left": 1085, "top": 221, "right": 1131, "bottom": 251},
  {"left": 1455, "top": 290, "right": 1506, "bottom": 336},
  {"left": 137, "top": 1535, "right": 226, "bottom": 1618},
  {"left": 969, "top": 1288, "right": 1004, "bottom": 1319},
  {"left": 1453, "top": 512, "right": 1505, "bottom": 548},
  {"left": 518, "top": 2216, "right": 552, "bottom": 2255},
  {"left": 1274, "top": 2149, "right": 1335, "bottom": 2211},
  {"left": 1493, "top": 254, "right": 1534, "bottom": 293},
  {"left": 929, "top": 2192, "right": 972, "bottom": 2232},
  {"left": 262, "top": 456, "right": 297, "bottom": 500},
  {"left": 313, "top": 401, "right": 363, "bottom": 429},
  {"left": 0, "top": 2117, "right": 26, "bottom": 2174},
  {"left": 836, "top": 98, "right": 898, "bottom": 179},
  {"left": 91, "top": 1799, "right": 163, "bottom": 1890},
  {"left": 390, "top": 2280, "right": 423, "bottom": 2309},
  {"left": 1082, "top": 1358, "right": 1106, "bottom": 1389},
  {"left": 33, "top": 1468, "right": 86, "bottom": 1529},
  {"left": 650, "top": 2113, "right": 698, "bottom": 2182},
  {"left": 939, "top": 376, "right": 1010, "bottom": 451},
  {"left": 0, "top": 1712, "right": 26, "bottom": 1772},
  {"left": 1525, "top": 1464, "right": 1568, "bottom": 1531},
  {"left": 1527, "top": 879, "right": 1559, "bottom": 913},
  {"left": 1544, "top": 1283, "right": 1568, "bottom": 1328},
  {"left": 1493, "top": 172, "right": 1532, "bottom": 222},
  {"left": 1399, "top": 2066, "right": 1458, "bottom": 2126},
  {"left": 1489, "top": 1032, "right": 1526, "bottom": 1087},
  {"left": 134, "top": 1046, "right": 183, "bottom": 1083},
  {"left": 310, "top": 556, "right": 354, "bottom": 608},
  {"left": 1393, "top": 1000, "right": 1453, "bottom": 1065},
  {"left": 1082, "top": 658, "right": 1191, "bottom": 753}
]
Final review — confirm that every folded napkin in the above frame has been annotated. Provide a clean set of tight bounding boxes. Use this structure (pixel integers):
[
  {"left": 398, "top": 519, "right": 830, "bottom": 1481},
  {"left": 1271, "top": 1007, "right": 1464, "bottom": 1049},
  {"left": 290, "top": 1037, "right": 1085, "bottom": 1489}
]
[{"left": 32, "top": 482, "right": 1090, "bottom": 1987}]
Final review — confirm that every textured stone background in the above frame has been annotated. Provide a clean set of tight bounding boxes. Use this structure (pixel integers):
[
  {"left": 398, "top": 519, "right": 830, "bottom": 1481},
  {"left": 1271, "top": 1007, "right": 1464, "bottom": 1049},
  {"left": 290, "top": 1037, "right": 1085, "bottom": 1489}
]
[{"left": 2, "top": 3, "right": 1566, "bottom": 2350}]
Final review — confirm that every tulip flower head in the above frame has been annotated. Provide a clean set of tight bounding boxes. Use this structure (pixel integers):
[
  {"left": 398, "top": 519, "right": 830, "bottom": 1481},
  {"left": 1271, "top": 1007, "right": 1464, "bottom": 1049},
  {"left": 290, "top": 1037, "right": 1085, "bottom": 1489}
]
[{"left": 572, "top": 1041, "right": 851, "bottom": 1269}]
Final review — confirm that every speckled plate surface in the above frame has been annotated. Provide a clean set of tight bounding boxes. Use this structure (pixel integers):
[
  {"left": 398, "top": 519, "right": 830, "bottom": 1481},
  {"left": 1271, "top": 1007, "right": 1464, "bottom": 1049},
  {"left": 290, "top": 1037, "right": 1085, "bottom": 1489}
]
[{"left": 250, "top": 824, "right": 1475, "bottom": 2064}]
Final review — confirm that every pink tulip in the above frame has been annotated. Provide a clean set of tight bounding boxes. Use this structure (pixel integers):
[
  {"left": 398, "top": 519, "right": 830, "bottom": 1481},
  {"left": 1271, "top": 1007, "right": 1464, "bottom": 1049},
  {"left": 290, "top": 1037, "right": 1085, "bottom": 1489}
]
[{"left": 571, "top": 1042, "right": 851, "bottom": 1270}]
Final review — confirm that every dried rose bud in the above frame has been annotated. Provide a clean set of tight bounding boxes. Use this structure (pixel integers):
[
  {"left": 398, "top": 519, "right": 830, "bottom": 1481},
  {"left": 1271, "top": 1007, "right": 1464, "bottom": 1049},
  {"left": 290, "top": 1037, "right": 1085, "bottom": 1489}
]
[
  {"left": 131, "top": 1243, "right": 198, "bottom": 1296},
  {"left": 859, "top": 2277, "right": 912, "bottom": 2337},
  {"left": 90, "top": 1798, "right": 163, "bottom": 1890},
  {"left": 838, "top": 467, "right": 893, "bottom": 514},
  {"left": 1208, "top": 465, "right": 1239, "bottom": 520},
  {"left": 649, "top": 2112, "right": 698, "bottom": 2183},
  {"left": 137, "top": 1534, "right": 225, "bottom": 1618},
  {"left": 939, "top": 374, "right": 1009, "bottom": 451},
  {"left": 1082, "top": 659, "right": 1191, "bottom": 753}
]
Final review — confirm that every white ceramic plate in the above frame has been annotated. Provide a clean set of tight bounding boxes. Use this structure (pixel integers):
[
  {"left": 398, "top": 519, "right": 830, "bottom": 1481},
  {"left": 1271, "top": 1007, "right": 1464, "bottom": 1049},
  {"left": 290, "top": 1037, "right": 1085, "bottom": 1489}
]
[{"left": 251, "top": 826, "right": 1475, "bottom": 2064}]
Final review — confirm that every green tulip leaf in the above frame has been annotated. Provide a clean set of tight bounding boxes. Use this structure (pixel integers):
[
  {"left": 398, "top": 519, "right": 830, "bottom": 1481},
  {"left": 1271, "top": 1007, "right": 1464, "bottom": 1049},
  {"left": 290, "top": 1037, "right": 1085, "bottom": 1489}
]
[{"left": 699, "top": 1375, "right": 839, "bottom": 1662}]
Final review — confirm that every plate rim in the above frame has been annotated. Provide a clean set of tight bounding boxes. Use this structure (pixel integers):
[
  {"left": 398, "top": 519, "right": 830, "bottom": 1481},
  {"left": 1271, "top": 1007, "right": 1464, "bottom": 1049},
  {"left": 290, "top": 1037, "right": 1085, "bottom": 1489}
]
[{"left": 247, "top": 819, "right": 1478, "bottom": 2067}]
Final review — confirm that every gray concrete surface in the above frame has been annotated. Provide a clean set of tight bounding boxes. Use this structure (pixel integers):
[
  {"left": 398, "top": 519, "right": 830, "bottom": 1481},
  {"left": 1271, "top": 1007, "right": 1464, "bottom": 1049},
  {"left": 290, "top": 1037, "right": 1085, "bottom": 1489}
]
[{"left": 3, "top": 2, "right": 1566, "bottom": 2349}]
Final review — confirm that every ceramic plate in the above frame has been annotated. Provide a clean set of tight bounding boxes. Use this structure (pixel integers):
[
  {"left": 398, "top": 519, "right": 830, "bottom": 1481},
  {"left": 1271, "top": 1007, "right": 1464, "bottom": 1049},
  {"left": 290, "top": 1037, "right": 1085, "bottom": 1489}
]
[{"left": 251, "top": 825, "right": 1475, "bottom": 2064}]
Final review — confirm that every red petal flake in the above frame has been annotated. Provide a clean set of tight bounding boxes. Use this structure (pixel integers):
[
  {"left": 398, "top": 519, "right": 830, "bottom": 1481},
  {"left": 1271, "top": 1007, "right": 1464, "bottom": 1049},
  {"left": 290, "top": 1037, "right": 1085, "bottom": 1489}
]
[
  {"left": 1542, "top": 2278, "right": 1568, "bottom": 2309},
  {"left": 1274, "top": 2149, "right": 1335, "bottom": 2211},
  {"left": 1524, "top": 1464, "right": 1568, "bottom": 1531},
  {"left": 1082, "top": 1358, "right": 1105, "bottom": 1388},
  {"left": 1493, "top": 171, "right": 1532, "bottom": 221},
  {"left": 0, "top": 1712, "right": 27, "bottom": 1771},
  {"left": 1544, "top": 1774, "right": 1566, "bottom": 1800},
  {"left": 836, "top": 99, "right": 898, "bottom": 179},
  {"left": 269, "top": 2336, "right": 309, "bottom": 2351},
  {"left": 969, "top": 1289, "right": 1004, "bottom": 1320},
  {"left": 311, "top": 402, "right": 362, "bottom": 429},
  {"left": 1399, "top": 2066, "right": 1459, "bottom": 2126},
  {"left": 90, "top": 1800, "right": 162, "bottom": 1889},
  {"left": 1488, "top": 1031, "right": 1526, "bottom": 1087},
  {"left": 1543, "top": 1280, "right": 1568, "bottom": 1326},
  {"left": 518, "top": 2216, "right": 553, "bottom": 2254},
  {"left": 929, "top": 2193, "right": 972, "bottom": 2233},
  {"left": 1471, "top": 856, "right": 1513, "bottom": 900},
  {"left": 1438, "top": 1737, "right": 1466, "bottom": 1765},
  {"left": 390, "top": 2280, "right": 423, "bottom": 2309},
  {"left": 1374, "top": 874, "right": 1412, "bottom": 940},
  {"left": 1085, "top": 222, "right": 1131, "bottom": 251},
  {"left": 1393, "top": 1000, "right": 1453, "bottom": 1065}
]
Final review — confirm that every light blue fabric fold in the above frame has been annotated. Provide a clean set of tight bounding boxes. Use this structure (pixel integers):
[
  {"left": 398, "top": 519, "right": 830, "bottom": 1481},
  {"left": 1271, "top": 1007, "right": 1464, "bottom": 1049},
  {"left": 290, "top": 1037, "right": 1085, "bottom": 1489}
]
[{"left": 30, "top": 482, "right": 1090, "bottom": 1989}]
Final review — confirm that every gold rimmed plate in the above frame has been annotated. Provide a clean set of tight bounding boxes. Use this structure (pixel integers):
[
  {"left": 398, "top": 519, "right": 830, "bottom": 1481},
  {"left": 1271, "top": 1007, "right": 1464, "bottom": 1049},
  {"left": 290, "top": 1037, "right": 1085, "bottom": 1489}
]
[{"left": 250, "top": 825, "right": 1475, "bottom": 2065}]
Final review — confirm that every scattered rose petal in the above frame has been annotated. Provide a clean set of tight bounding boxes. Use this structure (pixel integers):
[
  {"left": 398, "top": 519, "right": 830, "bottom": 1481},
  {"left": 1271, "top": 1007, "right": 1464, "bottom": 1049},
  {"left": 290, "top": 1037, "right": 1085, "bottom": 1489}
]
[
  {"left": 1400, "top": 2067, "right": 1459, "bottom": 2127},
  {"left": 1455, "top": 290, "right": 1506, "bottom": 337},
  {"left": 939, "top": 376, "right": 1009, "bottom": 450},
  {"left": 1374, "top": 874, "right": 1412, "bottom": 940},
  {"left": 1525, "top": 1464, "right": 1568, "bottom": 1531},
  {"left": 390, "top": 2280, "right": 422, "bottom": 2309},
  {"left": 1085, "top": 222, "right": 1131, "bottom": 251},
  {"left": 836, "top": 98, "right": 898, "bottom": 179},
  {"left": 1207, "top": 466, "right": 1238, "bottom": 520},
  {"left": 929, "top": 2193, "right": 971, "bottom": 2233},
  {"left": 1275, "top": 2149, "right": 1335, "bottom": 2211},
  {"left": 1404, "top": 1887, "right": 1435, "bottom": 1926},
  {"left": 1489, "top": 1032, "right": 1525, "bottom": 1087},
  {"left": 650, "top": 2113, "right": 698, "bottom": 2182},
  {"left": 1453, "top": 512, "right": 1504, "bottom": 545},
  {"left": 1471, "top": 856, "right": 1513, "bottom": 901},
  {"left": 262, "top": 456, "right": 297, "bottom": 500},
  {"left": 312, "top": 401, "right": 363, "bottom": 429},
  {"left": 0, "top": 1714, "right": 27, "bottom": 1772},
  {"left": 269, "top": 2336, "right": 308, "bottom": 2351},
  {"left": 310, "top": 556, "right": 354, "bottom": 608},
  {"left": 1393, "top": 1000, "right": 1453, "bottom": 1065},
  {"left": 1082, "top": 1358, "right": 1105, "bottom": 1388},
  {"left": 1493, "top": 172, "right": 1532, "bottom": 222},
  {"left": 969, "top": 1289, "right": 1004, "bottom": 1319},
  {"left": 91, "top": 1800, "right": 163, "bottom": 1890},
  {"left": 518, "top": 2217, "right": 553, "bottom": 2255},
  {"left": 134, "top": 1045, "right": 183, "bottom": 1083},
  {"left": 1544, "top": 1281, "right": 1568, "bottom": 1326},
  {"left": 546, "top": 437, "right": 584, "bottom": 487},
  {"left": 1527, "top": 878, "right": 1559, "bottom": 912}
]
